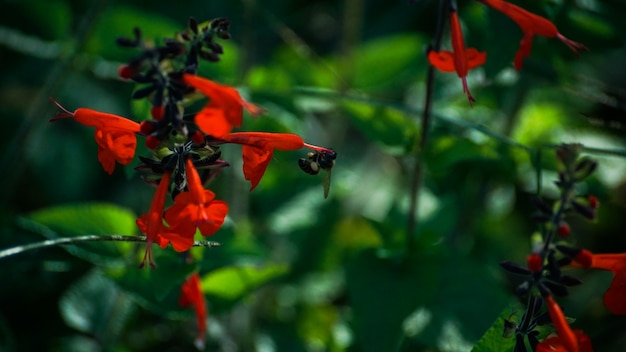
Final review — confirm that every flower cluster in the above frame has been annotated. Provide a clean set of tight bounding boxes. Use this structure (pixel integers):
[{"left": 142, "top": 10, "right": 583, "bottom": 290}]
[
  {"left": 427, "top": 0, "right": 587, "bottom": 105},
  {"left": 50, "top": 17, "right": 335, "bottom": 347},
  {"left": 498, "top": 144, "right": 623, "bottom": 351}
]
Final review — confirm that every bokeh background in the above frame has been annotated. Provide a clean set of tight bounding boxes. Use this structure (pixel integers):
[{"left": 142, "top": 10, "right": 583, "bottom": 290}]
[{"left": 1, "top": 0, "right": 626, "bottom": 351}]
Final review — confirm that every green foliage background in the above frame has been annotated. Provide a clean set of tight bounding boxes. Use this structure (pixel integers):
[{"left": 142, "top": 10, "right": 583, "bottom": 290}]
[{"left": 1, "top": 0, "right": 626, "bottom": 351}]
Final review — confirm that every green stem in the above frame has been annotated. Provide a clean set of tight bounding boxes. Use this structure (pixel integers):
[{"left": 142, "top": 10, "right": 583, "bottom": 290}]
[{"left": 0, "top": 235, "right": 220, "bottom": 260}]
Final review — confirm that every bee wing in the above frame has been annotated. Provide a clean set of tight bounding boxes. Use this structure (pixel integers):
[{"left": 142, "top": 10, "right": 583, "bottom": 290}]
[{"left": 323, "top": 168, "right": 332, "bottom": 199}]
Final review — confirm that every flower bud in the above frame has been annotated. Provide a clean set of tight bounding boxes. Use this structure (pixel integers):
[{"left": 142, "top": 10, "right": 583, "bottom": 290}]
[
  {"left": 556, "top": 222, "right": 571, "bottom": 238},
  {"left": 527, "top": 253, "right": 543, "bottom": 273}
]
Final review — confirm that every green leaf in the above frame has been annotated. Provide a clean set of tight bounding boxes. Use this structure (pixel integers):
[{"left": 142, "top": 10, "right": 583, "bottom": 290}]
[
  {"left": 341, "top": 100, "right": 418, "bottom": 155},
  {"left": 59, "top": 270, "right": 135, "bottom": 346},
  {"left": 105, "top": 249, "right": 197, "bottom": 315},
  {"left": 471, "top": 302, "right": 523, "bottom": 352},
  {"left": 348, "top": 33, "right": 426, "bottom": 91},
  {"left": 21, "top": 203, "right": 138, "bottom": 264},
  {"left": 346, "top": 249, "right": 440, "bottom": 352},
  {"left": 201, "top": 263, "right": 289, "bottom": 300}
]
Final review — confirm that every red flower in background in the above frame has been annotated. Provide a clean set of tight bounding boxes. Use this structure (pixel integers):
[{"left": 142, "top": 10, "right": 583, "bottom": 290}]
[
  {"left": 179, "top": 273, "right": 208, "bottom": 350},
  {"left": 428, "top": 11, "right": 487, "bottom": 105},
  {"left": 183, "top": 74, "right": 264, "bottom": 137},
  {"left": 480, "top": 0, "right": 588, "bottom": 70},
  {"left": 536, "top": 295, "right": 592, "bottom": 352},
  {"left": 573, "top": 251, "right": 626, "bottom": 315},
  {"left": 51, "top": 100, "right": 141, "bottom": 174},
  {"left": 164, "top": 159, "right": 228, "bottom": 247},
  {"left": 136, "top": 172, "right": 173, "bottom": 268},
  {"left": 218, "top": 132, "right": 305, "bottom": 190}
]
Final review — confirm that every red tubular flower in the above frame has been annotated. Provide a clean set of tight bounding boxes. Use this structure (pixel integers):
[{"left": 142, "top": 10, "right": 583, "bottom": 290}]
[
  {"left": 218, "top": 132, "right": 305, "bottom": 190},
  {"left": 136, "top": 172, "right": 173, "bottom": 268},
  {"left": 164, "top": 159, "right": 228, "bottom": 248},
  {"left": 428, "top": 11, "right": 487, "bottom": 104},
  {"left": 179, "top": 273, "right": 207, "bottom": 350},
  {"left": 51, "top": 100, "right": 141, "bottom": 174},
  {"left": 480, "top": 0, "right": 588, "bottom": 70},
  {"left": 538, "top": 295, "right": 593, "bottom": 352},
  {"left": 182, "top": 74, "right": 264, "bottom": 137},
  {"left": 573, "top": 252, "right": 626, "bottom": 315}
]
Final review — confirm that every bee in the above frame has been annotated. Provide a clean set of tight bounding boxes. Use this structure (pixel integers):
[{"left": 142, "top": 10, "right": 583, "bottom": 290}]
[{"left": 298, "top": 149, "right": 336, "bottom": 198}]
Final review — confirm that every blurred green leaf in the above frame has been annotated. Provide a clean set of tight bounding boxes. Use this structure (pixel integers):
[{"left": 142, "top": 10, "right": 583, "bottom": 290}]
[
  {"left": 346, "top": 249, "right": 440, "bottom": 352},
  {"left": 105, "top": 250, "right": 196, "bottom": 314},
  {"left": 201, "top": 263, "right": 289, "bottom": 300},
  {"left": 347, "top": 34, "right": 426, "bottom": 91},
  {"left": 21, "top": 203, "right": 137, "bottom": 264},
  {"left": 59, "top": 270, "right": 135, "bottom": 346},
  {"left": 341, "top": 100, "right": 418, "bottom": 155}
]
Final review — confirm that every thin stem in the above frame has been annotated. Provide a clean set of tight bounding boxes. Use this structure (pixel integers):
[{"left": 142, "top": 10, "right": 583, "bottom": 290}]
[
  {"left": 406, "top": 0, "right": 449, "bottom": 254},
  {"left": 0, "top": 235, "right": 220, "bottom": 260}
]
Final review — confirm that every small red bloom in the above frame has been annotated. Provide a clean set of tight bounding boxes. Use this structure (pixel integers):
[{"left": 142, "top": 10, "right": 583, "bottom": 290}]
[
  {"left": 587, "top": 195, "right": 599, "bottom": 209},
  {"left": 557, "top": 222, "right": 571, "bottom": 238},
  {"left": 527, "top": 253, "right": 543, "bottom": 273},
  {"left": 179, "top": 273, "right": 207, "bottom": 350},
  {"left": 536, "top": 329, "right": 593, "bottom": 352},
  {"left": 218, "top": 132, "right": 305, "bottom": 190},
  {"left": 51, "top": 100, "right": 140, "bottom": 174},
  {"left": 136, "top": 172, "right": 173, "bottom": 268},
  {"left": 164, "top": 159, "right": 228, "bottom": 248},
  {"left": 542, "top": 295, "right": 590, "bottom": 352},
  {"left": 182, "top": 74, "right": 264, "bottom": 137},
  {"left": 576, "top": 252, "right": 626, "bottom": 315},
  {"left": 481, "top": 0, "right": 588, "bottom": 70},
  {"left": 428, "top": 11, "right": 486, "bottom": 104}
]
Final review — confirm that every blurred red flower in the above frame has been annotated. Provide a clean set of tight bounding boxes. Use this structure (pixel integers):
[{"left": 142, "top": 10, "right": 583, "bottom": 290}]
[{"left": 179, "top": 273, "right": 207, "bottom": 350}]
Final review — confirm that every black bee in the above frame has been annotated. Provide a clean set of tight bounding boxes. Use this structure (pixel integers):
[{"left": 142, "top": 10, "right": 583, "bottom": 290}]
[{"left": 298, "top": 149, "right": 336, "bottom": 198}]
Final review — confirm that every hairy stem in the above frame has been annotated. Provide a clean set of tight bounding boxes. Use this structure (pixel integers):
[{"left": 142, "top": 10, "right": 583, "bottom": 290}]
[{"left": 0, "top": 235, "right": 220, "bottom": 260}]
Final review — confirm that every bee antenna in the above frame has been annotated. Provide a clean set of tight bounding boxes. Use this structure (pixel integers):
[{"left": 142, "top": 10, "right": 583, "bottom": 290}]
[{"left": 49, "top": 97, "right": 75, "bottom": 122}]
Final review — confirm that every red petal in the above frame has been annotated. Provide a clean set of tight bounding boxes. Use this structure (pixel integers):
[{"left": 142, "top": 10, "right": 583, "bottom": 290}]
[
  {"left": 73, "top": 109, "right": 140, "bottom": 132},
  {"left": 241, "top": 145, "right": 273, "bottom": 190},
  {"left": 179, "top": 273, "right": 207, "bottom": 349},
  {"left": 465, "top": 48, "right": 487, "bottom": 70},
  {"left": 428, "top": 50, "right": 456, "bottom": 72},
  {"left": 604, "top": 271, "right": 626, "bottom": 315}
]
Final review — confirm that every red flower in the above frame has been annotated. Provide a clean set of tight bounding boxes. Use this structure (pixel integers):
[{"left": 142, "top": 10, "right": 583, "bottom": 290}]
[
  {"left": 51, "top": 100, "right": 140, "bottom": 174},
  {"left": 428, "top": 11, "right": 487, "bottom": 104},
  {"left": 179, "top": 273, "right": 207, "bottom": 350},
  {"left": 573, "top": 252, "right": 626, "bottom": 315},
  {"left": 164, "top": 159, "right": 228, "bottom": 247},
  {"left": 218, "top": 132, "right": 305, "bottom": 190},
  {"left": 537, "top": 295, "right": 593, "bottom": 352},
  {"left": 182, "top": 74, "right": 263, "bottom": 137},
  {"left": 136, "top": 172, "right": 173, "bottom": 268},
  {"left": 480, "top": 0, "right": 588, "bottom": 70}
]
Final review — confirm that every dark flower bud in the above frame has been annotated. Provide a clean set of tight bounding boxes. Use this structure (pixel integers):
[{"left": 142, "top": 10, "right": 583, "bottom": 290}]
[
  {"left": 199, "top": 50, "right": 219, "bottom": 62},
  {"left": 571, "top": 200, "right": 597, "bottom": 220},
  {"left": 573, "top": 156, "right": 598, "bottom": 181},
  {"left": 555, "top": 143, "right": 582, "bottom": 167},
  {"left": 207, "top": 42, "right": 224, "bottom": 54},
  {"left": 189, "top": 17, "right": 199, "bottom": 34},
  {"left": 500, "top": 261, "right": 531, "bottom": 275},
  {"left": 543, "top": 281, "right": 568, "bottom": 297},
  {"left": 560, "top": 275, "right": 583, "bottom": 286},
  {"left": 132, "top": 84, "right": 157, "bottom": 100}
]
